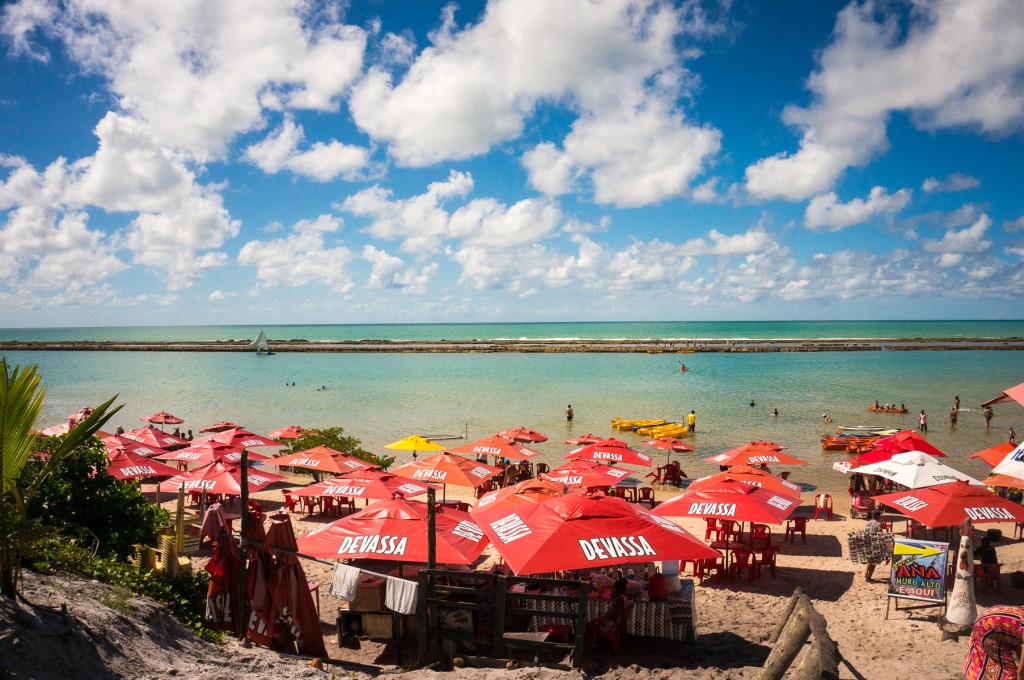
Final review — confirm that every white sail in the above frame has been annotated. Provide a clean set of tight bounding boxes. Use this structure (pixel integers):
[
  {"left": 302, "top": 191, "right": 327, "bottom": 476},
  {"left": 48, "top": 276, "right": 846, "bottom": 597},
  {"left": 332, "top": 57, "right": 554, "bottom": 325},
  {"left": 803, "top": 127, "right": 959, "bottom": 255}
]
[{"left": 248, "top": 329, "right": 270, "bottom": 353}]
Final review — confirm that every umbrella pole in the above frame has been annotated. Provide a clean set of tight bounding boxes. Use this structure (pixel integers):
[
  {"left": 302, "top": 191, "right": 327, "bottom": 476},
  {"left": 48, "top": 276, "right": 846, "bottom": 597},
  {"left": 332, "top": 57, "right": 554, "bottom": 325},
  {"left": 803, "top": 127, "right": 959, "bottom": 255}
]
[
  {"left": 236, "top": 450, "right": 250, "bottom": 641},
  {"left": 427, "top": 488, "right": 436, "bottom": 570}
]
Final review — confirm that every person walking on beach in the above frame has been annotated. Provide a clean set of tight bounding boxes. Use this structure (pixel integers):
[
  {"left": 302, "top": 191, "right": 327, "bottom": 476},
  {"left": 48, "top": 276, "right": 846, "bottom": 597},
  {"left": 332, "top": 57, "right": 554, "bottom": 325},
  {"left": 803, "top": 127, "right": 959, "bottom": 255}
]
[
  {"left": 566, "top": 404, "right": 574, "bottom": 422},
  {"left": 918, "top": 410, "right": 928, "bottom": 432},
  {"left": 984, "top": 406, "right": 994, "bottom": 427},
  {"left": 954, "top": 395, "right": 961, "bottom": 412},
  {"left": 863, "top": 509, "right": 883, "bottom": 582},
  {"left": 686, "top": 410, "right": 696, "bottom": 432}
]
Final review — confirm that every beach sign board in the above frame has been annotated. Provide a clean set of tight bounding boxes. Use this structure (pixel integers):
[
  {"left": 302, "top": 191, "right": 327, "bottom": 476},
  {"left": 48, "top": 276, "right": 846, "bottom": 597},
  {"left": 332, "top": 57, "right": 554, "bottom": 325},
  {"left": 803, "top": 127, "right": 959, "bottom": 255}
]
[{"left": 887, "top": 537, "right": 949, "bottom": 604}]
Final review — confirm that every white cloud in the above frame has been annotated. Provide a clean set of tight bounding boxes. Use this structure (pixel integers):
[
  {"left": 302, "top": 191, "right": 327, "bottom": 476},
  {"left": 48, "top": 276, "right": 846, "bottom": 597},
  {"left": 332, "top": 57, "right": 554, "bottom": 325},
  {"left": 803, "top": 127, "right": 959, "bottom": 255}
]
[
  {"left": 922, "top": 173, "right": 980, "bottom": 193},
  {"left": 244, "top": 116, "right": 369, "bottom": 182},
  {"left": 362, "top": 245, "right": 437, "bottom": 293},
  {"left": 237, "top": 229, "right": 355, "bottom": 293},
  {"left": 1004, "top": 216, "right": 1024, "bottom": 233},
  {"left": 745, "top": 0, "right": 1024, "bottom": 201},
  {"left": 208, "top": 290, "right": 237, "bottom": 301},
  {"left": 293, "top": 214, "right": 343, "bottom": 234},
  {"left": 804, "top": 186, "right": 912, "bottom": 232},
  {"left": 351, "top": 0, "right": 722, "bottom": 206},
  {"left": 2, "top": 0, "right": 367, "bottom": 160},
  {"left": 922, "top": 214, "right": 993, "bottom": 256}
]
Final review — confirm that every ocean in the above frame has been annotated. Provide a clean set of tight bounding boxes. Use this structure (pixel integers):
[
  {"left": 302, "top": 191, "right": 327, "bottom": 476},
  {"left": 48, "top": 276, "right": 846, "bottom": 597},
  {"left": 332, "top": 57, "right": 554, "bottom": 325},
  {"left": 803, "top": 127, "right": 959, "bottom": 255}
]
[{"left": 3, "top": 321, "right": 1023, "bottom": 496}]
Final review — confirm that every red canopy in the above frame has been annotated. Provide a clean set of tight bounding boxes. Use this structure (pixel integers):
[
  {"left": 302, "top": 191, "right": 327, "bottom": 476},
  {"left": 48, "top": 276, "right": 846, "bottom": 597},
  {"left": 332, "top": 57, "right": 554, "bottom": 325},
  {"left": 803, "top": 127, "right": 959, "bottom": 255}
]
[
  {"left": 141, "top": 411, "right": 184, "bottom": 425},
  {"left": 105, "top": 447, "right": 180, "bottom": 480},
  {"left": 200, "top": 421, "right": 242, "bottom": 433},
  {"left": 496, "top": 427, "right": 549, "bottom": 443},
  {"left": 247, "top": 514, "right": 326, "bottom": 657},
  {"left": 101, "top": 435, "right": 167, "bottom": 458},
  {"left": 541, "top": 461, "right": 636, "bottom": 487},
  {"left": 472, "top": 478, "right": 567, "bottom": 514},
  {"left": 296, "top": 498, "right": 489, "bottom": 564},
  {"left": 155, "top": 442, "right": 269, "bottom": 466},
  {"left": 267, "top": 425, "right": 306, "bottom": 440},
  {"left": 564, "top": 434, "right": 603, "bottom": 445},
  {"left": 448, "top": 435, "right": 543, "bottom": 461},
  {"left": 981, "top": 382, "right": 1024, "bottom": 408},
  {"left": 643, "top": 437, "right": 697, "bottom": 453},
  {"left": 390, "top": 452, "right": 501, "bottom": 488},
  {"left": 862, "top": 430, "right": 947, "bottom": 460},
  {"left": 565, "top": 438, "right": 653, "bottom": 467},
  {"left": 970, "top": 442, "right": 1017, "bottom": 467},
  {"left": 687, "top": 465, "right": 802, "bottom": 497},
  {"left": 874, "top": 480, "right": 1024, "bottom": 527},
  {"left": 704, "top": 442, "right": 807, "bottom": 467},
  {"left": 289, "top": 470, "right": 431, "bottom": 500},
  {"left": 257, "top": 446, "right": 375, "bottom": 474},
  {"left": 653, "top": 479, "right": 802, "bottom": 525},
  {"left": 200, "top": 427, "right": 280, "bottom": 449},
  {"left": 473, "top": 493, "right": 719, "bottom": 575},
  {"left": 120, "top": 425, "right": 189, "bottom": 450},
  {"left": 156, "top": 461, "right": 285, "bottom": 495}
]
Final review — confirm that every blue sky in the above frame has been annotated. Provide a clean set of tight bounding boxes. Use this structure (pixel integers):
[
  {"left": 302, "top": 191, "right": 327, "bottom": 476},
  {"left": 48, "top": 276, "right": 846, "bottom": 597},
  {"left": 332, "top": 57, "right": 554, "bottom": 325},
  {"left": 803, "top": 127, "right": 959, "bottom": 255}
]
[{"left": 1, "top": 0, "right": 1022, "bottom": 327}]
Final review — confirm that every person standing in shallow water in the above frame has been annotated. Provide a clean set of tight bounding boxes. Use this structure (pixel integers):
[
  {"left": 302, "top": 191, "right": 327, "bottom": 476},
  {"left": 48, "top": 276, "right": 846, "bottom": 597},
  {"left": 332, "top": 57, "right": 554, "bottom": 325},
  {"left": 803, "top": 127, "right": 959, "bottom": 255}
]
[
  {"left": 687, "top": 410, "right": 696, "bottom": 432},
  {"left": 918, "top": 410, "right": 928, "bottom": 432},
  {"left": 566, "top": 404, "right": 573, "bottom": 422}
]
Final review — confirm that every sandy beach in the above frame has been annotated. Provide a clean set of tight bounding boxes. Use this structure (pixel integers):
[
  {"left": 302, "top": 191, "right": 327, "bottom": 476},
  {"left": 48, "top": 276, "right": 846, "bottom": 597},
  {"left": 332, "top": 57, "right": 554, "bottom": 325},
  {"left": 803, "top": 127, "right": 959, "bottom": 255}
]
[{"left": 154, "top": 470, "right": 1024, "bottom": 679}]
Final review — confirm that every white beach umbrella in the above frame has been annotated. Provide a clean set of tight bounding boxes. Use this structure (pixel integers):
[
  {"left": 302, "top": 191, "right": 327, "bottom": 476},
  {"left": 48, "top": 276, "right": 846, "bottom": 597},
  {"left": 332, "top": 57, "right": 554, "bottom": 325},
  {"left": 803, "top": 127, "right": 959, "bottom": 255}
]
[
  {"left": 989, "top": 442, "right": 1024, "bottom": 478},
  {"left": 852, "top": 450, "right": 982, "bottom": 489}
]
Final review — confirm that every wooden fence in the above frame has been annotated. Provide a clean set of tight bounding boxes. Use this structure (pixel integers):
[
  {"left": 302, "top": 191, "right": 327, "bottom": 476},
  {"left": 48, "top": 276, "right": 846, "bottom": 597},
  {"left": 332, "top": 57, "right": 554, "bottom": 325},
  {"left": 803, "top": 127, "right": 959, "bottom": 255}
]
[{"left": 757, "top": 588, "right": 840, "bottom": 680}]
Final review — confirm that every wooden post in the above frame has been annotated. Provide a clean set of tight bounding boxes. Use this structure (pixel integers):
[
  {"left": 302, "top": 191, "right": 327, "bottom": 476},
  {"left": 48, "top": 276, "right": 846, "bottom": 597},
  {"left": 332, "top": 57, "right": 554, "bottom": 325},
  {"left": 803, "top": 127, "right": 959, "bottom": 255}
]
[
  {"left": 769, "top": 588, "right": 803, "bottom": 644},
  {"left": 757, "top": 606, "right": 811, "bottom": 680},
  {"left": 494, "top": 574, "right": 508, "bottom": 658},
  {"left": 573, "top": 578, "right": 590, "bottom": 667},
  {"left": 801, "top": 597, "right": 841, "bottom": 680},
  {"left": 236, "top": 450, "right": 249, "bottom": 640},
  {"left": 416, "top": 569, "right": 430, "bottom": 665},
  {"left": 427, "top": 488, "right": 436, "bottom": 570}
]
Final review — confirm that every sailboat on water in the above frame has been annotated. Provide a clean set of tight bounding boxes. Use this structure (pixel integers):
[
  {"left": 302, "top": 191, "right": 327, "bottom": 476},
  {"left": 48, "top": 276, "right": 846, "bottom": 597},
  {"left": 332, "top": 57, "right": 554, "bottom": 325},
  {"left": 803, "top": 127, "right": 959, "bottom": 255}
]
[{"left": 249, "top": 329, "right": 274, "bottom": 355}]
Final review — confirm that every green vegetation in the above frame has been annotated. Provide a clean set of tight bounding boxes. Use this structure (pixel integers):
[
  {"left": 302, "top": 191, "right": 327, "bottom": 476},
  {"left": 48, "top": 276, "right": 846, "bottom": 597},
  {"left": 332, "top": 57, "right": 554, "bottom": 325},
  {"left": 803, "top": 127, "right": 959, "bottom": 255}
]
[
  {"left": 27, "top": 536, "right": 220, "bottom": 642},
  {"left": 287, "top": 426, "right": 394, "bottom": 469},
  {"left": 0, "top": 359, "right": 118, "bottom": 597}
]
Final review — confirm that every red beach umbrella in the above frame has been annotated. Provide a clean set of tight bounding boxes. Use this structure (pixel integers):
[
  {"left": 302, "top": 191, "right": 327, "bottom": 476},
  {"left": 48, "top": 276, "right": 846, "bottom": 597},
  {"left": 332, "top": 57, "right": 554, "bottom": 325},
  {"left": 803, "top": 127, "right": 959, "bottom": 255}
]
[
  {"left": 874, "top": 480, "right": 1024, "bottom": 527},
  {"left": 981, "top": 382, "right": 1024, "bottom": 408},
  {"left": 471, "top": 478, "right": 567, "bottom": 514},
  {"left": 563, "top": 434, "right": 604, "bottom": 446},
  {"left": 643, "top": 437, "right": 697, "bottom": 453},
  {"left": 969, "top": 442, "right": 1017, "bottom": 467},
  {"left": 141, "top": 411, "right": 184, "bottom": 425},
  {"left": 296, "top": 498, "right": 489, "bottom": 564},
  {"left": 541, "top": 461, "right": 636, "bottom": 487},
  {"left": 289, "top": 470, "right": 431, "bottom": 501},
  {"left": 496, "top": 427, "right": 549, "bottom": 443},
  {"left": 39, "top": 407, "right": 96, "bottom": 437},
  {"left": 249, "top": 514, "right": 327, "bottom": 657},
  {"left": 268, "top": 425, "right": 306, "bottom": 440},
  {"left": 982, "top": 474, "right": 1024, "bottom": 490},
  {"left": 200, "top": 421, "right": 243, "bottom": 433},
  {"left": 861, "top": 430, "right": 947, "bottom": 461},
  {"left": 448, "top": 435, "right": 543, "bottom": 461},
  {"left": 687, "top": 465, "right": 802, "bottom": 497},
  {"left": 101, "top": 434, "right": 167, "bottom": 458},
  {"left": 204, "top": 528, "right": 239, "bottom": 632},
  {"left": 653, "top": 479, "right": 802, "bottom": 525},
  {"left": 390, "top": 452, "right": 501, "bottom": 489},
  {"left": 257, "top": 446, "right": 375, "bottom": 474},
  {"left": 473, "top": 493, "right": 719, "bottom": 575},
  {"left": 565, "top": 438, "right": 654, "bottom": 467},
  {"left": 154, "top": 442, "right": 269, "bottom": 466},
  {"left": 156, "top": 461, "right": 285, "bottom": 495},
  {"left": 201, "top": 428, "right": 280, "bottom": 449},
  {"left": 105, "top": 447, "right": 180, "bottom": 480},
  {"left": 704, "top": 442, "right": 808, "bottom": 467},
  {"left": 120, "top": 425, "right": 189, "bottom": 450}
]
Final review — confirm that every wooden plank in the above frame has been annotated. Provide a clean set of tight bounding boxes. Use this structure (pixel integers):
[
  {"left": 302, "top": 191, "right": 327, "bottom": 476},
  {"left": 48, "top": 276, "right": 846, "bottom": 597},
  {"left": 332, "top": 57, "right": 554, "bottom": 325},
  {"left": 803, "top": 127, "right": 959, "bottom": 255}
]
[
  {"left": 757, "top": 606, "right": 810, "bottom": 680},
  {"left": 800, "top": 596, "right": 841, "bottom": 680}
]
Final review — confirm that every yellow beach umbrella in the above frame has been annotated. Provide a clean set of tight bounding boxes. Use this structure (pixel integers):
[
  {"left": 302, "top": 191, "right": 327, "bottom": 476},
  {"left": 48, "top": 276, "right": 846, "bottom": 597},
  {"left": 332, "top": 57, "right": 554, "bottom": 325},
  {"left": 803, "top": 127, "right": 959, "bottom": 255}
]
[{"left": 384, "top": 434, "right": 446, "bottom": 460}]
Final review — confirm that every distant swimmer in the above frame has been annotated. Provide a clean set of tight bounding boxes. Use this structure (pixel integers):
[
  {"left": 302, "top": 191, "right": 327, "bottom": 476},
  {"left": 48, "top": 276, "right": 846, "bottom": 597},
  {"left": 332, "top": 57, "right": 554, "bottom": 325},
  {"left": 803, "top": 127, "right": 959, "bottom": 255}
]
[
  {"left": 749, "top": 400, "right": 756, "bottom": 408},
  {"left": 679, "top": 362, "right": 687, "bottom": 372},
  {"left": 822, "top": 413, "right": 832, "bottom": 424},
  {"left": 566, "top": 404, "right": 574, "bottom": 422},
  {"left": 772, "top": 408, "right": 779, "bottom": 417}
]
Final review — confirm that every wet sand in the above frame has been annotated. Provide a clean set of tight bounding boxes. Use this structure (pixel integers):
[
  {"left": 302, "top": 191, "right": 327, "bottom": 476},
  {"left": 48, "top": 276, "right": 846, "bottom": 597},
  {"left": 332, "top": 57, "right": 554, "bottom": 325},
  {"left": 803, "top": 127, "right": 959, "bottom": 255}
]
[{"left": 3, "top": 337, "right": 1023, "bottom": 353}]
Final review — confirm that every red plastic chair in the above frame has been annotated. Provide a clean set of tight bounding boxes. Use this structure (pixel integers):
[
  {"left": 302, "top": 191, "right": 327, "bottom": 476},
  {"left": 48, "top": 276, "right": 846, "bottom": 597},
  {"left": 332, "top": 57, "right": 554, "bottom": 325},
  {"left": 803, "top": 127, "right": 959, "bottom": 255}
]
[
  {"left": 617, "top": 486, "right": 639, "bottom": 503},
  {"left": 813, "top": 493, "right": 833, "bottom": 521},
  {"left": 663, "top": 462, "right": 687, "bottom": 485},
  {"left": 704, "top": 518, "right": 721, "bottom": 541},
  {"left": 785, "top": 517, "right": 807, "bottom": 543},
  {"left": 637, "top": 487, "right": 656, "bottom": 508},
  {"left": 779, "top": 471, "right": 791, "bottom": 480},
  {"left": 475, "top": 478, "right": 494, "bottom": 499},
  {"left": 974, "top": 564, "right": 1002, "bottom": 592},
  {"left": 754, "top": 545, "right": 780, "bottom": 578},
  {"left": 907, "top": 519, "right": 928, "bottom": 539},
  {"left": 719, "top": 519, "right": 742, "bottom": 543},
  {"left": 730, "top": 549, "right": 755, "bottom": 582},
  {"left": 748, "top": 524, "right": 772, "bottom": 551},
  {"left": 696, "top": 556, "right": 724, "bottom": 582},
  {"left": 536, "top": 463, "right": 550, "bottom": 475},
  {"left": 595, "top": 602, "right": 634, "bottom": 654},
  {"left": 281, "top": 491, "right": 298, "bottom": 513},
  {"left": 301, "top": 496, "right": 319, "bottom": 516}
]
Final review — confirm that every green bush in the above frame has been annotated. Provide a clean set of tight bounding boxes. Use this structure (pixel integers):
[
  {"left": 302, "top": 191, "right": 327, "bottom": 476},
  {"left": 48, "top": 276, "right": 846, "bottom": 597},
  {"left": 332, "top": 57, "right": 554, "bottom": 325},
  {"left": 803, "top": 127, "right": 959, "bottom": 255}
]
[
  {"left": 27, "top": 536, "right": 221, "bottom": 642},
  {"left": 25, "top": 437, "right": 168, "bottom": 560}
]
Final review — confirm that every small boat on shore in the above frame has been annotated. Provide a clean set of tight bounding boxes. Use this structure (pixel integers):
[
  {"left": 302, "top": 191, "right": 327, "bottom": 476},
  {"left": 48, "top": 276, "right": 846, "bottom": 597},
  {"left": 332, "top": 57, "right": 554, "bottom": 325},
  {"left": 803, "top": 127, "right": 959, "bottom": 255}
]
[{"left": 838, "top": 425, "right": 894, "bottom": 433}]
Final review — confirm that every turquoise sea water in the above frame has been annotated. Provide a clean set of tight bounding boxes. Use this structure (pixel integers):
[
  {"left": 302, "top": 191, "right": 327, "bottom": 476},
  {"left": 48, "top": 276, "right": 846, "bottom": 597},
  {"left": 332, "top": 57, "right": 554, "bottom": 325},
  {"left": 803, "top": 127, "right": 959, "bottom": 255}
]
[{"left": 4, "top": 321, "right": 1023, "bottom": 498}]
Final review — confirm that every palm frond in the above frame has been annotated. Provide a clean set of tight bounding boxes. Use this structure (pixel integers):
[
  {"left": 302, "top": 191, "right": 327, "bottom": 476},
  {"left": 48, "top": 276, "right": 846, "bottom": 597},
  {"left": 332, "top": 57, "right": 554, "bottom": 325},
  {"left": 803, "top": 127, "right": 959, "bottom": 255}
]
[{"left": 0, "top": 360, "right": 44, "bottom": 490}]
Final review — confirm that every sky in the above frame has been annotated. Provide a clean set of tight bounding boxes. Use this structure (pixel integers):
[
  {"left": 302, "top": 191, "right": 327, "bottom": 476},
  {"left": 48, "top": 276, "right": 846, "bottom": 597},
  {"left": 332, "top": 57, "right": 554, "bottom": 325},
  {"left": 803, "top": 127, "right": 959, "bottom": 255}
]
[{"left": 1, "top": 0, "right": 1023, "bottom": 327}]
